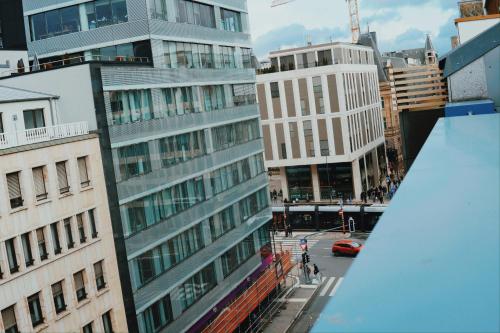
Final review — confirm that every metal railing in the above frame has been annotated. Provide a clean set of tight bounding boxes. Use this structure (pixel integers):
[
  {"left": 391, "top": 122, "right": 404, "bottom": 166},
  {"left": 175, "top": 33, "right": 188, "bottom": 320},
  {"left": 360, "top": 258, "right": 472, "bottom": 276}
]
[{"left": 0, "top": 122, "right": 89, "bottom": 149}]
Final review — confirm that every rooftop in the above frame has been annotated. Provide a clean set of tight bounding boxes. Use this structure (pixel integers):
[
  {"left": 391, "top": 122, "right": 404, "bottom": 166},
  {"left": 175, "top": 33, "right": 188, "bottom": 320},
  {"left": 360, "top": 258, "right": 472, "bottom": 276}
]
[
  {"left": 0, "top": 85, "right": 58, "bottom": 103},
  {"left": 269, "top": 41, "right": 371, "bottom": 56},
  {"left": 312, "top": 113, "right": 500, "bottom": 332}
]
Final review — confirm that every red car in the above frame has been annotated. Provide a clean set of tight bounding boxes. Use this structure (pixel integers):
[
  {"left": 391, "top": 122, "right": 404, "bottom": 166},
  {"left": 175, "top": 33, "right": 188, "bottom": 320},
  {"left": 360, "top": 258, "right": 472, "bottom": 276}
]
[{"left": 332, "top": 239, "right": 363, "bottom": 256}]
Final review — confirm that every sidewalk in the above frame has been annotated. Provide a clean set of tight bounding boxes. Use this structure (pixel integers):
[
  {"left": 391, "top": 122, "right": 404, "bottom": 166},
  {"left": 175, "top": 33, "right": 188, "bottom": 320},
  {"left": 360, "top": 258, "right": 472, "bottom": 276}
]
[{"left": 261, "top": 266, "right": 323, "bottom": 333}]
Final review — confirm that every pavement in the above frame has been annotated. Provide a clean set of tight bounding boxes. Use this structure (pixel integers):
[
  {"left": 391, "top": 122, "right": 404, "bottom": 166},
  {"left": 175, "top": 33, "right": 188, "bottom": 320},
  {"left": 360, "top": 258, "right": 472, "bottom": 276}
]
[{"left": 262, "top": 231, "right": 362, "bottom": 333}]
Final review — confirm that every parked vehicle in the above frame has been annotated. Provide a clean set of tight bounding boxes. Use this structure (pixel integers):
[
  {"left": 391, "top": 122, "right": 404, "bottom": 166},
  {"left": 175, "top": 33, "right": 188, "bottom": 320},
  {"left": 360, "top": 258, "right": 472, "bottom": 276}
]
[{"left": 332, "top": 239, "right": 363, "bottom": 256}]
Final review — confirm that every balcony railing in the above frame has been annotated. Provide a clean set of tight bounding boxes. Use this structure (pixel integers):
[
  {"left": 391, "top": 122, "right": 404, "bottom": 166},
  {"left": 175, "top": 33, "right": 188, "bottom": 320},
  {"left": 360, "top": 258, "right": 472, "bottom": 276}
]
[{"left": 0, "top": 122, "right": 89, "bottom": 150}]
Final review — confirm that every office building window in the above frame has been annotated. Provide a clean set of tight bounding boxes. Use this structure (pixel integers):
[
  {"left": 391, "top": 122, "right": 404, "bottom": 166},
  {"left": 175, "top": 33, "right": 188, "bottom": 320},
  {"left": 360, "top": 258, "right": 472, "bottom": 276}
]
[
  {"left": 303, "top": 120, "right": 315, "bottom": 157},
  {"left": 176, "top": 0, "right": 215, "bottom": 28},
  {"left": 110, "top": 90, "right": 153, "bottom": 125},
  {"left": 279, "top": 55, "right": 295, "bottom": 71},
  {"left": 219, "top": 46, "right": 235, "bottom": 69},
  {"left": 124, "top": 176, "right": 205, "bottom": 236},
  {"left": 140, "top": 295, "right": 173, "bottom": 332},
  {"left": 56, "top": 161, "right": 70, "bottom": 194},
  {"left": 164, "top": 41, "right": 214, "bottom": 69},
  {"left": 64, "top": 218, "right": 75, "bottom": 249},
  {"left": 77, "top": 156, "right": 90, "bottom": 187},
  {"left": 318, "top": 49, "right": 333, "bottom": 66},
  {"left": 0, "top": 113, "right": 3, "bottom": 133},
  {"left": 32, "top": 167, "right": 48, "bottom": 201},
  {"left": 221, "top": 8, "right": 241, "bottom": 32},
  {"left": 29, "top": 5, "right": 81, "bottom": 41},
  {"left": 210, "top": 154, "right": 264, "bottom": 195},
  {"left": 36, "top": 228, "right": 48, "bottom": 261},
  {"left": 21, "top": 233, "right": 34, "bottom": 267},
  {"left": 232, "top": 84, "right": 256, "bottom": 106},
  {"left": 270, "top": 82, "right": 280, "bottom": 98},
  {"left": 255, "top": 224, "right": 272, "bottom": 249},
  {"left": 51, "top": 222, "right": 62, "bottom": 254},
  {"left": 5, "top": 239, "right": 19, "bottom": 274},
  {"left": 239, "top": 188, "right": 269, "bottom": 221},
  {"left": 23, "top": 109, "right": 45, "bottom": 130},
  {"left": 209, "top": 206, "right": 235, "bottom": 242},
  {"left": 211, "top": 119, "right": 260, "bottom": 151},
  {"left": 83, "top": 322, "right": 93, "bottom": 333},
  {"left": 221, "top": 235, "right": 255, "bottom": 277},
  {"left": 6, "top": 172, "right": 23, "bottom": 209},
  {"left": 241, "top": 48, "right": 253, "bottom": 68},
  {"left": 86, "top": 0, "right": 128, "bottom": 29},
  {"left": 159, "top": 130, "right": 206, "bottom": 167},
  {"left": 132, "top": 223, "right": 204, "bottom": 288},
  {"left": 118, "top": 143, "right": 152, "bottom": 180},
  {"left": 94, "top": 260, "right": 106, "bottom": 290},
  {"left": 320, "top": 140, "right": 329, "bottom": 157},
  {"left": 159, "top": 86, "right": 200, "bottom": 117},
  {"left": 201, "top": 85, "right": 226, "bottom": 111},
  {"left": 176, "top": 263, "right": 217, "bottom": 312},
  {"left": 149, "top": 0, "right": 167, "bottom": 19},
  {"left": 1, "top": 305, "right": 18, "bottom": 333},
  {"left": 52, "top": 281, "right": 66, "bottom": 314},
  {"left": 77, "top": 214, "right": 86, "bottom": 243},
  {"left": 27, "top": 293, "right": 44, "bottom": 327},
  {"left": 102, "top": 311, "right": 114, "bottom": 333},
  {"left": 88, "top": 209, "right": 98, "bottom": 238},
  {"left": 74, "top": 270, "right": 87, "bottom": 301},
  {"left": 313, "top": 77, "right": 325, "bottom": 114}
]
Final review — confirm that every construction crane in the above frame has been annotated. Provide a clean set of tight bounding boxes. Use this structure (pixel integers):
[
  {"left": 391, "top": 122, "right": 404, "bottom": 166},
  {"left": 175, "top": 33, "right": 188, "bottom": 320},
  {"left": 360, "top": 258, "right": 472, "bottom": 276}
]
[{"left": 271, "top": 0, "right": 361, "bottom": 43}]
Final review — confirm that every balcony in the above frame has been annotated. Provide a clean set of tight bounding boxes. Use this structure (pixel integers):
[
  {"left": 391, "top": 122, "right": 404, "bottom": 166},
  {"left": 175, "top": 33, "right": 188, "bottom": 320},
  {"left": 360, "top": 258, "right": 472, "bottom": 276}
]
[{"left": 0, "top": 122, "right": 89, "bottom": 149}]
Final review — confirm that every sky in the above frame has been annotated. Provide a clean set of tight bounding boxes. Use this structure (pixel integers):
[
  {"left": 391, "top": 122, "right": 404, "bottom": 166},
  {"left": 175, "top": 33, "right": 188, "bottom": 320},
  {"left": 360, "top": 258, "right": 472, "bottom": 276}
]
[{"left": 247, "top": 0, "right": 459, "bottom": 60}]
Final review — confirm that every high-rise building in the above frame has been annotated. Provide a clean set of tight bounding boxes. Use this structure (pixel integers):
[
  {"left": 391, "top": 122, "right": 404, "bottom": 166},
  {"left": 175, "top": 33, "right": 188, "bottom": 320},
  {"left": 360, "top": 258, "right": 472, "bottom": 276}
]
[
  {"left": 2, "top": 0, "right": 273, "bottom": 331},
  {"left": 0, "top": 86, "right": 127, "bottom": 332},
  {"left": 256, "top": 42, "right": 387, "bottom": 202}
]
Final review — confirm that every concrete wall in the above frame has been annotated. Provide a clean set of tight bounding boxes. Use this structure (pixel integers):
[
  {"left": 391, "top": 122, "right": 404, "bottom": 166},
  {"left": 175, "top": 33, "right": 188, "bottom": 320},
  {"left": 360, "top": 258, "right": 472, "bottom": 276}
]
[
  {"left": 0, "top": 136, "right": 127, "bottom": 332},
  {"left": 0, "top": 99, "right": 54, "bottom": 134},
  {"left": 457, "top": 17, "right": 500, "bottom": 44}
]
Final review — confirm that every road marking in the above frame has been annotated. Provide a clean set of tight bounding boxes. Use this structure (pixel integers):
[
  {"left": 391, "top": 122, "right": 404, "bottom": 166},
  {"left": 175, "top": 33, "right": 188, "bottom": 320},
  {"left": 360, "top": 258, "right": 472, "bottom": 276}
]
[
  {"left": 319, "top": 277, "right": 336, "bottom": 297},
  {"left": 322, "top": 248, "right": 332, "bottom": 250},
  {"left": 299, "top": 284, "right": 318, "bottom": 289},
  {"left": 329, "top": 277, "right": 344, "bottom": 297},
  {"left": 278, "top": 298, "right": 308, "bottom": 303}
]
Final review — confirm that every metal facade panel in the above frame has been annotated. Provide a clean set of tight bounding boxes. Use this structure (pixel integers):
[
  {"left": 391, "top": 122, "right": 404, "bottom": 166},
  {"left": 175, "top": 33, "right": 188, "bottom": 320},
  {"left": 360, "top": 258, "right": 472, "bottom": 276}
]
[
  {"left": 101, "top": 66, "right": 255, "bottom": 88},
  {"left": 116, "top": 139, "right": 264, "bottom": 200}
]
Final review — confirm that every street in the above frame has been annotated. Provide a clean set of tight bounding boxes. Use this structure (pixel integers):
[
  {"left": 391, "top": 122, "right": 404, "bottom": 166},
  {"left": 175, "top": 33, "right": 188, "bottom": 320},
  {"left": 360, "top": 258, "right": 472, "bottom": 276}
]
[{"left": 274, "top": 232, "right": 365, "bottom": 333}]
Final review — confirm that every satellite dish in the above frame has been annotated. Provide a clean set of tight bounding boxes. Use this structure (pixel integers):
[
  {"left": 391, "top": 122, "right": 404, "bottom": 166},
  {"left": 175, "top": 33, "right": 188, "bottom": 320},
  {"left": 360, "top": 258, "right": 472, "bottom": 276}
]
[{"left": 271, "top": 0, "right": 295, "bottom": 7}]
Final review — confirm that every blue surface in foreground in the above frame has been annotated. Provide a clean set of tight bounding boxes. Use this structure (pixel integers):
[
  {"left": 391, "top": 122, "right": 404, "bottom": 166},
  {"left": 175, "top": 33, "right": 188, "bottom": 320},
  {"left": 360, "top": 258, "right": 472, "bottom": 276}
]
[
  {"left": 445, "top": 99, "right": 495, "bottom": 118},
  {"left": 312, "top": 114, "right": 500, "bottom": 333}
]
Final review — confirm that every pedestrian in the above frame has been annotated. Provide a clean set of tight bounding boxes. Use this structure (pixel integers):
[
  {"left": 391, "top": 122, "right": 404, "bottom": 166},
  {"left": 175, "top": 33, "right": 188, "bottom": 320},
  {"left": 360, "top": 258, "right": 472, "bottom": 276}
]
[
  {"left": 379, "top": 193, "right": 384, "bottom": 204},
  {"left": 279, "top": 189, "right": 283, "bottom": 199},
  {"left": 313, "top": 264, "right": 319, "bottom": 276},
  {"left": 288, "top": 224, "right": 293, "bottom": 237},
  {"left": 284, "top": 224, "right": 289, "bottom": 237}
]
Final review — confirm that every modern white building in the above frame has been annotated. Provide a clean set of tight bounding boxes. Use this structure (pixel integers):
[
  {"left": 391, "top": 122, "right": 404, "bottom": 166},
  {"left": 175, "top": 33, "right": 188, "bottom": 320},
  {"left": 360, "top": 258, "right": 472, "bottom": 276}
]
[
  {"left": 0, "top": 86, "right": 127, "bottom": 333},
  {"left": 1, "top": 0, "right": 274, "bottom": 331},
  {"left": 257, "top": 42, "right": 387, "bottom": 202}
]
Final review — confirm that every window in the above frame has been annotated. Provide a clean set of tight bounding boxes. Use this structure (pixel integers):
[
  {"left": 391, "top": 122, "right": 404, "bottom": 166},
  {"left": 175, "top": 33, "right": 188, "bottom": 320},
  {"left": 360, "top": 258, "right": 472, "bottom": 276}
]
[
  {"left": 209, "top": 155, "right": 263, "bottom": 196},
  {"left": 318, "top": 49, "right": 333, "bottom": 66},
  {"left": 27, "top": 293, "right": 44, "bottom": 327},
  {"left": 209, "top": 206, "right": 235, "bottom": 242},
  {"left": 52, "top": 281, "right": 66, "bottom": 314},
  {"left": 158, "top": 86, "right": 200, "bottom": 117},
  {"left": 32, "top": 167, "right": 48, "bottom": 201},
  {"left": 1, "top": 305, "right": 18, "bottom": 333},
  {"left": 83, "top": 322, "right": 93, "bottom": 333},
  {"left": 94, "top": 261, "right": 106, "bottom": 290},
  {"left": 36, "top": 228, "right": 48, "bottom": 261},
  {"left": 211, "top": 119, "right": 260, "bottom": 152},
  {"left": 201, "top": 85, "right": 226, "bottom": 111},
  {"left": 118, "top": 143, "right": 151, "bottom": 180},
  {"left": 270, "top": 82, "right": 280, "bottom": 98},
  {"left": 5, "top": 239, "right": 19, "bottom": 273},
  {"left": 176, "top": 0, "right": 215, "bottom": 28},
  {"left": 239, "top": 189, "right": 269, "bottom": 221},
  {"left": 159, "top": 131, "right": 206, "bottom": 167},
  {"left": 304, "top": 120, "right": 315, "bottom": 157},
  {"left": 6, "top": 172, "right": 23, "bottom": 209},
  {"left": 221, "top": 235, "right": 255, "bottom": 277},
  {"left": 110, "top": 90, "right": 153, "bottom": 125},
  {"left": 51, "top": 222, "right": 62, "bottom": 254},
  {"left": 77, "top": 157, "right": 90, "bottom": 188},
  {"left": 56, "top": 161, "right": 70, "bottom": 194},
  {"left": 102, "top": 311, "right": 114, "bottom": 333},
  {"left": 64, "top": 218, "right": 75, "bottom": 249},
  {"left": 163, "top": 41, "right": 213, "bottom": 69},
  {"left": 320, "top": 140, "right": 329, "bottom": 157},
  {"left": 77, "top": 214, "right": 86, "bottom": 243},
  {"left": 141, "top": 295, "right": 173, "bottom": 332},
  {"left": 29, "top": 5, "right": 81, "bottom": 41},
  {"left": 241, "top": 48, "right": 253, "bottom": 69},
  {"left": 176, "top": 263, "right": 217, "bottom": 312},
  {"left": 21, "top": 233, "right": 34, "bottom": 267},
  {"left": 221, "top": 8, "right": 241, "bottom": 32},
  {"left": 23, "top": 109, "right": 45, "bottom": 129},
  {"left": 313, "top": 76, "right": 324, "bottom": 114},
  {"left": 279, "top": 55, "right": 295, "bottom": 71},
  {"left": 86, "top": 0, "right": 128, "bottom": 29},
  {"left": 149, "top": 0, "right": 167, "bottom": 20},
  {"left": 88, "top": 209, "right": 98, "bottom": 238},
  {"left": 0, "top": 113, "right": 4, "bottom": 133},
  {"left": 232, "top": 84, "right": 256, "bottom": 106},
  {"left": 219, "top": 46, "right": 235, "bottom": 69},
  {"left": 74, "top": 270, "right": 87, "bottom": 301}
]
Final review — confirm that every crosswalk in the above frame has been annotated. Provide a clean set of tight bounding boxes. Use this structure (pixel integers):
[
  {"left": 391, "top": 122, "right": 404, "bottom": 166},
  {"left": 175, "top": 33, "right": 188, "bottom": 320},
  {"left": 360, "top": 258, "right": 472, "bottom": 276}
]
[
  {"left": 318, "top": 276, "right": 344, "bottom": 297},
  {"left": 272, "top": 236, "right": 319, "bottom": 257}
]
